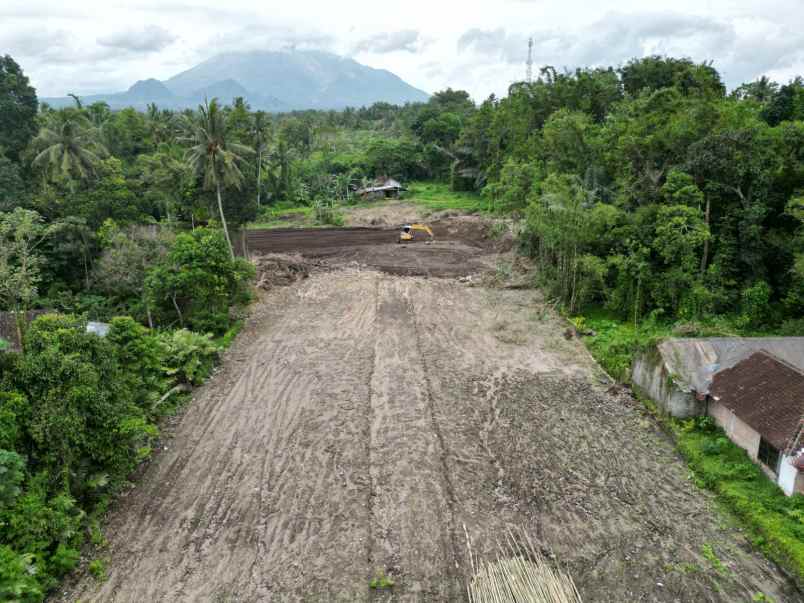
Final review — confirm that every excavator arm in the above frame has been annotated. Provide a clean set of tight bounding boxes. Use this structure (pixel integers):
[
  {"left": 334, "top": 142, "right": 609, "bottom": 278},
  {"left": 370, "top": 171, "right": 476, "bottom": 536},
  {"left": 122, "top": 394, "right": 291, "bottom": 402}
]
[
  {"left": 399, "top": 223, "right": 434, "bottom": 243},
  {"left": 409, "top": 224, "right": 434, "bottom": 239}
]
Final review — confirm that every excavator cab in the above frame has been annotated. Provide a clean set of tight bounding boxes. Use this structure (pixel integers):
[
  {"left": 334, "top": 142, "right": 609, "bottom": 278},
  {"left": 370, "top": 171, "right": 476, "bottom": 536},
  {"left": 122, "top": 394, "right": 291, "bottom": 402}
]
[{"left": 398, "top": 223, "right": 434, "bottom": 243}]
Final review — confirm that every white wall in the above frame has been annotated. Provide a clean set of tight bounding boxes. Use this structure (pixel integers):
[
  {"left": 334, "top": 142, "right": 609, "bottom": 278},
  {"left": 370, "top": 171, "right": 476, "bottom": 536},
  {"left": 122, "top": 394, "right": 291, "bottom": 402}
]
[{"left": 779, "top": 455, "right": 800, "bottom": 496}]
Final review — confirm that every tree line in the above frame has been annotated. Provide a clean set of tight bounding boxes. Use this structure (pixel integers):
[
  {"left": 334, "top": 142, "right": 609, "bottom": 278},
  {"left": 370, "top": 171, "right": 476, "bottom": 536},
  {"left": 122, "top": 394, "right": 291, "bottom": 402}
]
[
  {"left": 460, "top": 58, "right": 804, "bottom": 331},
  {"left": 0, "top": 52, "right": 802, "bottom": 598}
]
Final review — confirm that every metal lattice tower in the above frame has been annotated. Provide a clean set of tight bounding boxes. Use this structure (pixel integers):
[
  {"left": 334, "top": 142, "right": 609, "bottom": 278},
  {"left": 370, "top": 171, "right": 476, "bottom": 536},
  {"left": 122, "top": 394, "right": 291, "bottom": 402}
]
[{"left": 526, "top": 37, "right": 533, "bottom": 83}]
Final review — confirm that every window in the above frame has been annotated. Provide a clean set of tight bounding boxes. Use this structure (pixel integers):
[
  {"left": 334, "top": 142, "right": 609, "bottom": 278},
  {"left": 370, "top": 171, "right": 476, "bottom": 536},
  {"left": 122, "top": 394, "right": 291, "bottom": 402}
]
[{"left": 758, "top": 437, "right": 781, "bottom": 473}]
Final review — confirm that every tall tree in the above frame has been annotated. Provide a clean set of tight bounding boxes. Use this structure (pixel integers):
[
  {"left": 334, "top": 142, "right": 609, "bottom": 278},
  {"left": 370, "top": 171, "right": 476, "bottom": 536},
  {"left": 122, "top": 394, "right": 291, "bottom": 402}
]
[
  {"left": 0, "top": 55, "right": 38, "bottom": 162},
  {"left": 31, "top": 110, "right": 107, "bottom": 187},
  {"left": 0, "top": 209, "right": 50, "bottom": 346},
  {"left": 180, "top": 98, "right": 253, "bottom": 258},
  {"left": 251, "top": 111, "right": 270, "bottom": 208}
]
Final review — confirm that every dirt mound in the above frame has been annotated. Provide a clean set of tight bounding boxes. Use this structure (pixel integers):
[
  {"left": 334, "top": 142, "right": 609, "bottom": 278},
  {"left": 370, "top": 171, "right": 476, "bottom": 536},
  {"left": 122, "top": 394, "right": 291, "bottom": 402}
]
[{"left": 253, "top": 253, "right": 318, "bottom": 290}]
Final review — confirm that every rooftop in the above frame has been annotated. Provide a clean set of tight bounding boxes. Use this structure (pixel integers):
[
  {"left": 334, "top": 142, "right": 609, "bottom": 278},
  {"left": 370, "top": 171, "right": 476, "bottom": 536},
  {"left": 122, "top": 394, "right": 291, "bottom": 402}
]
[
  {"left": 658, "top": 337, "right": 804, "bottom": 395},
  {"left": 710, "top": 350, "right": 804, "bottom": 451}
]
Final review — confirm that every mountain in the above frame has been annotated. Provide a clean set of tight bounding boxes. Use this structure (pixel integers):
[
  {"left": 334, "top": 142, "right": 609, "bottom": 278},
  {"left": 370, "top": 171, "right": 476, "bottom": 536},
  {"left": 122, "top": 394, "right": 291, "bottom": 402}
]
[{"left": 42, "top": 49, "right": 430, "bottom": 112}]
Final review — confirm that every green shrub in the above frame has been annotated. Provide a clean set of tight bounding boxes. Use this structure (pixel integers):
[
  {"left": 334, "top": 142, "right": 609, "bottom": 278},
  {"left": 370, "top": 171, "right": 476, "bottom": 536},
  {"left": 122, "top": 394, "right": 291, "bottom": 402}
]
[
  {"left": 0, "top": 545, "right": 42, "bottom": 603},
  {"left": 107, "top": 317, "right": 167, "bottom": 412},
  {"left": 88, "top": 558, "right": 106, "bottom": 582},
  {"left": 0, "top": 450, "right": 24, "bottom": 509},
  {"left": 158, "top": 329, "right": 218, "bottom": 386},
  {"left": 145, "top": 228, "right": 254, "bottom": 334},
  {"left": 18, "top": 314, "right": 155, "bottom": 486},
  {"left": 47, "top": 544, "right": 80, "bottom": 578},
  {"left": 312, "top": 199, "right": 345, "bottom": 226},
  {"left": 739, "top": 281, "right": 772, "bottom": 328}
]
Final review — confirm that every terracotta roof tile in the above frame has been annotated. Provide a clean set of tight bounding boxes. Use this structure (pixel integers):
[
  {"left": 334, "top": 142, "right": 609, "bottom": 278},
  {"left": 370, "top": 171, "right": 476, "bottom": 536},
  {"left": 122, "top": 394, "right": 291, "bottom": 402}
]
[{"left": 710, "top": 350, "right": 804, "bottom": 451}]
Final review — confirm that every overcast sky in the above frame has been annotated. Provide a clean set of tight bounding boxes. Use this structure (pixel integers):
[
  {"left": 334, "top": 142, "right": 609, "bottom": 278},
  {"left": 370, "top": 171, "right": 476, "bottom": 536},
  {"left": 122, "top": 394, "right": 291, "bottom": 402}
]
[{"left": 3, "top": 0, "right": 803, "bottom": 101}]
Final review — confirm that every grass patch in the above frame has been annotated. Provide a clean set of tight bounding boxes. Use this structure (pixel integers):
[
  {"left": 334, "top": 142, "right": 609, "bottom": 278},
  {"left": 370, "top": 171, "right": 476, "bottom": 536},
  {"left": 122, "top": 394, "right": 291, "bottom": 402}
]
[
  {"left": 215, "top": 320, "right": 244, "bottom": 350},
  {"left": 369, "top": 569, "right": 395, "bottom": 589},
  {"left": 672, "top": 417, "right": 804, "bottom": 582},
  {"left": 248, "top": 203, "right": 314, "bottom": 229},
  {"left": 405, "top": 181, "right": 487, "bottom": 213},
  {"left": 88, "top": 558, "right": 107, "bottom": 582},
  {"left": 571, "top": 309, "right": 672, "bottom": 381}
]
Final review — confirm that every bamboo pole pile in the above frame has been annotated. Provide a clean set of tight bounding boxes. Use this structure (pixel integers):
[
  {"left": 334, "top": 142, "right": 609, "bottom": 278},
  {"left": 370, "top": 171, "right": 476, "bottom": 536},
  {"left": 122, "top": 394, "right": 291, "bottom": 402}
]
[{"left": 465, "top": 527, "right": 582, "bottom": 603}]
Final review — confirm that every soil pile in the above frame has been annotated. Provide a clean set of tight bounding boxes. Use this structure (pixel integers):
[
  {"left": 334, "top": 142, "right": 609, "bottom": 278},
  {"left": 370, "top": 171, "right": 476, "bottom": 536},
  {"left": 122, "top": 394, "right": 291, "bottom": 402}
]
[{"left": 252, "top": 253, "right": 318, "bottom": 290}]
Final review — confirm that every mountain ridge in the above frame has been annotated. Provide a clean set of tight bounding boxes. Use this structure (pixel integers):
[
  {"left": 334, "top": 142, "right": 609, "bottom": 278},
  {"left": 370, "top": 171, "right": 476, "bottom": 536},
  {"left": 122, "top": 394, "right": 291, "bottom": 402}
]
[{"left": 42, "top": 49, "right": 430, "bottom": 112}]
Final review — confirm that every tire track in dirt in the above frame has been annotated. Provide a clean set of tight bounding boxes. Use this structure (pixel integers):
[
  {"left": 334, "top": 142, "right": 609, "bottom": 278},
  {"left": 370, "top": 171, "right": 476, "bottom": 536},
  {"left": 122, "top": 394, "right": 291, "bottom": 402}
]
[
  {"left": 365, "top": 277, "right": 462, "bottom": 600},
  {"left": 54, "top": 271, "right": 800, "bottom": 603}
]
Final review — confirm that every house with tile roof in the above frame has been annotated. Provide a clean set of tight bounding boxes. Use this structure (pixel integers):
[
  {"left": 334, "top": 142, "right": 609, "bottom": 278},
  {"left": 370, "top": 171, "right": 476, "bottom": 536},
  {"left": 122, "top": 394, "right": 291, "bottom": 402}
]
[{"left": 708, "top": 350, "right": 804, "bottom": 496}]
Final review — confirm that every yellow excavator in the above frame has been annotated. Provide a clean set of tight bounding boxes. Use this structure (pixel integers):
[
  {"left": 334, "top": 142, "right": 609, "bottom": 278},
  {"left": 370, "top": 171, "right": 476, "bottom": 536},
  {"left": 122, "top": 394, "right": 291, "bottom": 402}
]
[{"left": 398, "top": 223, "right": 434, "bottom": 243}]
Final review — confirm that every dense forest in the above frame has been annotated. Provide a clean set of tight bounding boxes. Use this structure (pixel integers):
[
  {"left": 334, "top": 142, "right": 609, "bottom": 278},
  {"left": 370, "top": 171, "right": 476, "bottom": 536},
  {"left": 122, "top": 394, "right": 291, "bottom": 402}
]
[{"left": 0, "top": 52, "right": 802, "bottom": 598}]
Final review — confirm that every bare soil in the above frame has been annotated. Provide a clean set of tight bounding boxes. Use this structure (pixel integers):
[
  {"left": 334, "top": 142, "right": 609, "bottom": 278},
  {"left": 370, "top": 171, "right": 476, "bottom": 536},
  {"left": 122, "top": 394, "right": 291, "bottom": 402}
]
[{"left": 55, "top": 224, "right": 800, "bottom": 602}]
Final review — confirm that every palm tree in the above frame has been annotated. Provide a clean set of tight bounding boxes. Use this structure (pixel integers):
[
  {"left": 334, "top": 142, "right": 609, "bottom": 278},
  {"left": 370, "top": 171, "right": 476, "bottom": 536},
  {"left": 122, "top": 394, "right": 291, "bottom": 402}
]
[
  {"left": 180, "top": 98, "right": 253, "bottom": 258},
  {"left": 32, "top": 110, "right": 107, "bottom": 187},
  {"left": 251, "top": 111, "right": 271, "bottom": 208}
]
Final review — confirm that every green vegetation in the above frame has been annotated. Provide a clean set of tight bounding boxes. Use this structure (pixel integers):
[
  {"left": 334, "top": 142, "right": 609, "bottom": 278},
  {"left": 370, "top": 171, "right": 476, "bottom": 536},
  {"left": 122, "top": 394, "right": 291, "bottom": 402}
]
[
  {"left": 87, "top": 559, "right": 106, "bottom": 582},
  {"left": 248, "top": 203, "right": 314, "bottom": 229},
  {"left": 675, "top": 418, "right": 804, "bottom": 581},
  {"left": 369, "top": 570, "right": 395, "bottom": 589},
  {"left": 1, "top": 47, "right": 802, "bottom": 597},
  {"left": 0, "top": 57, "right": 254, "bottom": 599},
  {"left": 575, "top": 309, "right": 804, "bottom": 581},
  {"left": 405, "top": 181, "right": 486, "bottom": 213}
]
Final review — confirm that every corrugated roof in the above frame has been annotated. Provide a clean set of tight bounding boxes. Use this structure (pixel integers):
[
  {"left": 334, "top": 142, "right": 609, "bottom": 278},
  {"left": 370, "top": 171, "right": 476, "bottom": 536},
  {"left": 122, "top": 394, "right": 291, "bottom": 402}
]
[
  {"left": 710, "top": 350, "right": 804, "bottom": 450},
  {"left": 658, "top": 337, "right": 804, "bottom": 395},
  {"left": 356, "top": 178, "right": 405, "bottom": 194}
]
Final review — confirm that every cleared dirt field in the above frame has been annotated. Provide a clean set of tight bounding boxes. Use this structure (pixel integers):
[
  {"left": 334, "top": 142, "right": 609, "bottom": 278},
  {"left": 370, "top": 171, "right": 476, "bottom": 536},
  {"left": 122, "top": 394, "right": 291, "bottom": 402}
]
[{"left": 56, "top": 227, "right": 799, "bottom": 602}]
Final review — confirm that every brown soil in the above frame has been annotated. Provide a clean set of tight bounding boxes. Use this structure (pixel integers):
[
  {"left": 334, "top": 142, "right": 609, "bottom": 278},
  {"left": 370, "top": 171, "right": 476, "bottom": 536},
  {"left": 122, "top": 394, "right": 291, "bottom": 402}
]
[{"left": 54, "top": 229, "right": 800, "bottom": 602}]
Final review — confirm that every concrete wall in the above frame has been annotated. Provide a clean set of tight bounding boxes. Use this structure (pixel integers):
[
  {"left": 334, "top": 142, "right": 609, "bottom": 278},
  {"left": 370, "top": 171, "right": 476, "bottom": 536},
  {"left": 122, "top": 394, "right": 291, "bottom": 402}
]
[
  {"left": 709, "top": 401, "right": 762, "bottom": 461},
  {"left": 631, "top": 351, "right": 706, "bottom": 418},
  {"left": 779, "top": 455, "right": 803, "bottom": 496}
]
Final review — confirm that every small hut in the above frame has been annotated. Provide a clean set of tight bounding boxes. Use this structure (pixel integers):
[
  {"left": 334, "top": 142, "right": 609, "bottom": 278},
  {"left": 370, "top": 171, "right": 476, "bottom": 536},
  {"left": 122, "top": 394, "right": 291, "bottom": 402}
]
[{"left": 356, "top": 177, "right": 406, "bottom": 201}]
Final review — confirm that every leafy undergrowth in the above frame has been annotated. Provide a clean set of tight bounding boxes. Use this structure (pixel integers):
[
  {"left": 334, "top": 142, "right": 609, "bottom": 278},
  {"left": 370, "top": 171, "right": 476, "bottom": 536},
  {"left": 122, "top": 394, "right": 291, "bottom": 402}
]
[
  {"left": 405, "top": 181, "right": 488, "bottom": 213},
  {"left": 673, "top": 418, "right": 804, "bottom": 583},
  {"left": 572, "top": 309, "right": 673, "bottom": 381},
  {"left": 575, "top": 308, "right": 777, "bottom": 382}
]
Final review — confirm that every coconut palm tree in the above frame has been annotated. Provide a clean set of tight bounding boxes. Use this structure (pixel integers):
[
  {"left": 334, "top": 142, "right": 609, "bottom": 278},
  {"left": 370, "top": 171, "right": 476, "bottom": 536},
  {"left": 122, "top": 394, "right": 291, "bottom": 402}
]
[
  {"left": 32, "top": 110, "right": 108, "bottom": 187},
  {"left": 180, "top": 98, "right": 253, "bottom": 258},
  {"left": 251, "top": 111, "right": 271, "bottom": 208}
]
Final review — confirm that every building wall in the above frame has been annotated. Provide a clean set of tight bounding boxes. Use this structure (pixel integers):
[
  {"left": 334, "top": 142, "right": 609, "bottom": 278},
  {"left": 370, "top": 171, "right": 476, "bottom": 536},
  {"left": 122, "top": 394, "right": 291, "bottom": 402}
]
[
  {"left": 708, "top": 401, "right": 761, "bottom": 461},
  {"left": 631, "top": 351, "right": 706, "bottom": 418},
  {"left": 778, "top": 455, "right": 803, "bottom": 496}
]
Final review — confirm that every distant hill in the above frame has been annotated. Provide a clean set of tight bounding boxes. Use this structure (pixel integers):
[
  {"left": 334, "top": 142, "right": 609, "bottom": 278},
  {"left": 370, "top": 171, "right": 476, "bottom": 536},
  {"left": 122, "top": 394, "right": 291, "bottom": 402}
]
[{"left": 42, "top": 50, "right": 430, "bottom": 112}]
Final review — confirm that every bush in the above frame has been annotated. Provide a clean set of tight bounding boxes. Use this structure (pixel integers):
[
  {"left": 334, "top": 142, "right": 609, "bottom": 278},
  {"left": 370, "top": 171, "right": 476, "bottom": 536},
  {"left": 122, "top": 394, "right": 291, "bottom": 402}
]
[
  {"left": 312, "top": 199, "right": 345, "bottom": 226},
  {"left": 18, "top": 314, "right": 155, "bottom": 487},
  {"left": 739, "top": 280, "right": 772, "bottom": 328},
  {"left": 0, "top": 450, "right": 24, "bottom": 509},
  {"left": 145, "top": 228, "right": 254, "bottom": 334},
  {"left": 0, "top": 545, "right": 42, "bottom": 603},
  {"left": 158, "top": 329, "right": 218, "bottom": 386},
  {"left": 107, "top": 317, "right": 166, "bottom": 412}
]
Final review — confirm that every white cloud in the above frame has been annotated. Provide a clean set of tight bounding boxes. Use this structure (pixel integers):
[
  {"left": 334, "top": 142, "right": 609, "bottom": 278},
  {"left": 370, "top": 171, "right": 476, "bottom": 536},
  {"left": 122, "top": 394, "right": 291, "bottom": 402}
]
[
  {"left": 97, "top": 26, "right": 177, "bottom": 53},
  {"left": 354, "top": 30, "right": 422, "bottom": 54},
  {"left": 0, "top": 0, "right": 801, "bottom": 101}
]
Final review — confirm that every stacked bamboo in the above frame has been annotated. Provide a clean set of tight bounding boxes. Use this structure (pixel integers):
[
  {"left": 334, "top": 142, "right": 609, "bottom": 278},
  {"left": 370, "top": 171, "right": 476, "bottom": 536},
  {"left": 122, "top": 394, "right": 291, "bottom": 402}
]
[{"left": 465, "top": 527, "right": 582, "bottom": 603}]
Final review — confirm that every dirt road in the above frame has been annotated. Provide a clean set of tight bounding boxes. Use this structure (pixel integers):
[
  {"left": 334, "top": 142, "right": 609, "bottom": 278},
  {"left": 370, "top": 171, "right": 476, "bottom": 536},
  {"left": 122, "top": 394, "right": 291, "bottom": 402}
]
[{"left": 56, "top": 238, "right": 798, "bottom": 601}]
